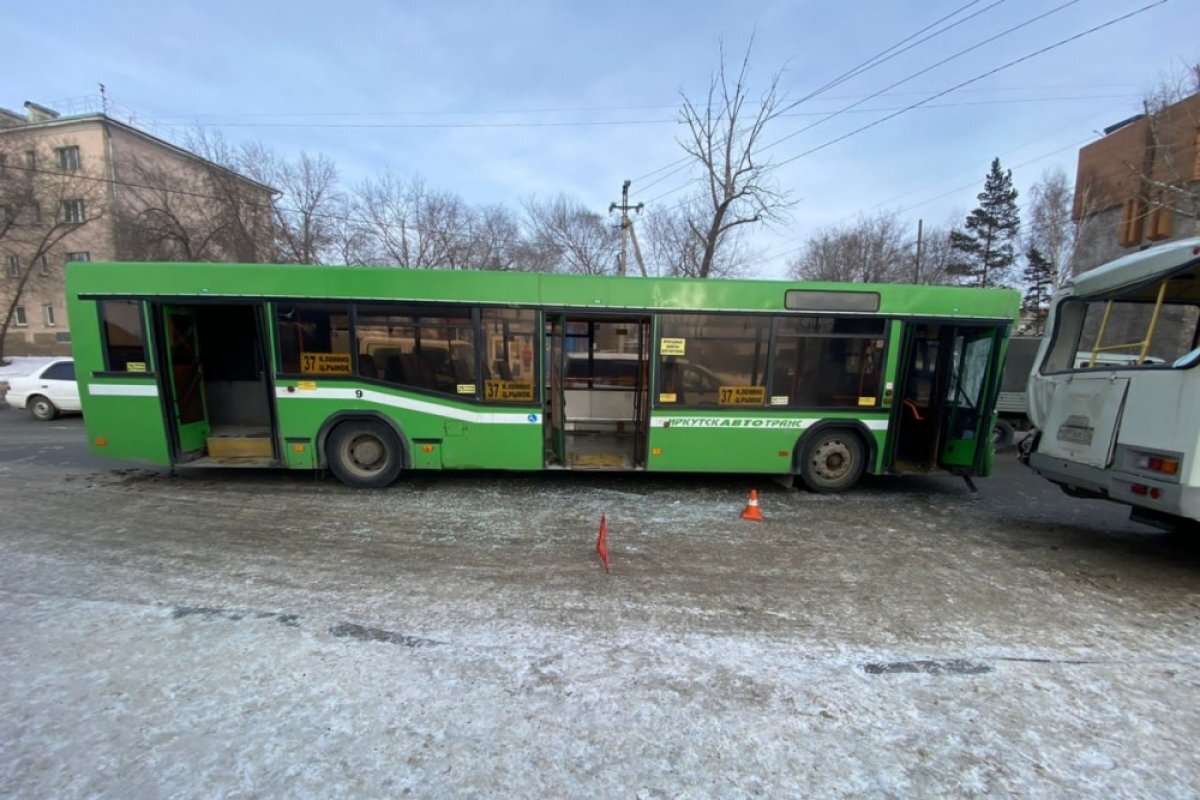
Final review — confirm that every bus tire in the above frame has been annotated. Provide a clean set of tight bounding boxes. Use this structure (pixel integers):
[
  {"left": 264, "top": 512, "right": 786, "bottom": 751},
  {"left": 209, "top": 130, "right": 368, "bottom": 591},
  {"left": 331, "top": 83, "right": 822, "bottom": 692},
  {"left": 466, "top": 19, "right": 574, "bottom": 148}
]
[
  {"left": 991, "top": 418, "right": 1016, "bottom": 452},
  {"left": 799, "top": 428, "right": 866, "bottom": 493},
  {"left": 326, "top": 420, "right": 404, "bottom": 489},
  {"left": 29, "top": 395, "right": 59, "bottom": 421}
]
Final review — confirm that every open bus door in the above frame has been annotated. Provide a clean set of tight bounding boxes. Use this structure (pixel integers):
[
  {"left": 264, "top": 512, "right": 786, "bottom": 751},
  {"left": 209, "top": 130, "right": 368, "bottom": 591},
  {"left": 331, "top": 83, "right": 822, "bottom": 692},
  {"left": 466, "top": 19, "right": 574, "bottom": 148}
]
[
  {"left": 545, "top": 314, "right": 567, "bottom": 466},
  {"left": 161, "top": 305, "right": 211, "bottom": 457},
  {"left": 889, "top": 323, "right": 1004, "bottom": 476}
]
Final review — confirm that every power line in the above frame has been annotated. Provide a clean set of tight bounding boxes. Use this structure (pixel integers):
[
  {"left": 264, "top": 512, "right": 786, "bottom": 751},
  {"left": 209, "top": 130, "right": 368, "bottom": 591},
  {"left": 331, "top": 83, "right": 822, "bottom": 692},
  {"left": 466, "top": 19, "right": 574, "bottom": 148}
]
[
  {"left": 627, "top": 0, "right": 1001, "bottom": 188},
  {"left": 641, "top": 0, "right": 1082, "bottom": 208},
  {"left": 771, "top": 1, "right": 1168, "bottom": 171},
  {"left": 643, "top": 0, "right": 1168, "bottom": 216}
]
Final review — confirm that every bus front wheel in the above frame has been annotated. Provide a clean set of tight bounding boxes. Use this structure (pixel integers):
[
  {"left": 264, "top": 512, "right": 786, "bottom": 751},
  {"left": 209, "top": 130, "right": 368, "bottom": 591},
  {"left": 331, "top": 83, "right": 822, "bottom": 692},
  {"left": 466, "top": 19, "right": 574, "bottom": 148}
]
[
  {"left": 327, "top": 420, "right": 404, "bottom": 488},
  {"left": 799, "top": 429, "right": 865, "bottom": 493}
]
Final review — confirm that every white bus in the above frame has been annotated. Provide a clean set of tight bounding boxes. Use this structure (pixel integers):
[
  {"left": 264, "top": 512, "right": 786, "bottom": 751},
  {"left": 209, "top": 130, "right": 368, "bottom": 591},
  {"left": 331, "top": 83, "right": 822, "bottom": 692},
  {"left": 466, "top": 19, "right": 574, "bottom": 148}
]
[{"left": 1023, "top": 237, "right": 1200, "bottom": 530}]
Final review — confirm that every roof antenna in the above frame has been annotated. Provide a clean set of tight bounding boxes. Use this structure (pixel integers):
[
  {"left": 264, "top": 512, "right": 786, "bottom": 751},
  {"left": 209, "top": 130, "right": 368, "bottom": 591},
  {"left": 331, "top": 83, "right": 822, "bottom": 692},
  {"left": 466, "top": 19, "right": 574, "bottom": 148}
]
[{"left": 99, "top": 83, "right": 109, "bottom": 114}]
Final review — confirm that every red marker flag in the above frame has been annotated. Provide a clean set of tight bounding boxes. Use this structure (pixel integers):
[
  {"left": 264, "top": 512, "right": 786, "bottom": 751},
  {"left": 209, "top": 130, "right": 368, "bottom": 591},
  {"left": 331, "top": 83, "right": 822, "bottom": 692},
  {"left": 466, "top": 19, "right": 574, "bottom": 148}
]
[{"left": 596, "top": 513, "right": 610, "bottom": 572}]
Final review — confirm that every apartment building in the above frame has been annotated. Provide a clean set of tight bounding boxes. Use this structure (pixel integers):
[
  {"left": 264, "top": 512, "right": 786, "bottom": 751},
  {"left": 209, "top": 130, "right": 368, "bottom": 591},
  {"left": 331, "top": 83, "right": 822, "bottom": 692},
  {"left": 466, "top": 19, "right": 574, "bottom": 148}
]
[
  {"left": 0, "top": 100, "right": 276, "bottom": 355},
  {"left": 1071, "top": 91, "right": 1200, "bottom": 273}
]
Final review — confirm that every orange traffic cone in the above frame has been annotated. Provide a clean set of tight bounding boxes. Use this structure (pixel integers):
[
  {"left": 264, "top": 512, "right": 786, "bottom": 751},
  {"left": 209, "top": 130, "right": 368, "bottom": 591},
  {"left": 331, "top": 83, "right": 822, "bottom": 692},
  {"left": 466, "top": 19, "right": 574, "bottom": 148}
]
[{"left": 741, "top": 489, "right": 764, "bottom": 521}]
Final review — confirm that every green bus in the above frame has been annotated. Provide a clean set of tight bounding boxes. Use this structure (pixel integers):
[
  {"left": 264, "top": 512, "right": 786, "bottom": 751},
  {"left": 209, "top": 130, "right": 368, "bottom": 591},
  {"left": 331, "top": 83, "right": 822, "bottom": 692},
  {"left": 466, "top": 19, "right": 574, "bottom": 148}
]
[{"left": 66, "top": 261, "right": 1019, "bottom": 491}]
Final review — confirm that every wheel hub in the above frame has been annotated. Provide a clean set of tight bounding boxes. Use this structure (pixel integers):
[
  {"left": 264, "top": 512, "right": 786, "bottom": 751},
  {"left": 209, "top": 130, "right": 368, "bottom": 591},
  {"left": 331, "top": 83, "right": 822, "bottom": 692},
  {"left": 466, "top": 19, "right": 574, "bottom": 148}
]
[
  {"left": 348, "top": 435, "right": 385, "bottom": 471},
  {"left": 812, "top": 440, "right": 851, "bottom": 480}
]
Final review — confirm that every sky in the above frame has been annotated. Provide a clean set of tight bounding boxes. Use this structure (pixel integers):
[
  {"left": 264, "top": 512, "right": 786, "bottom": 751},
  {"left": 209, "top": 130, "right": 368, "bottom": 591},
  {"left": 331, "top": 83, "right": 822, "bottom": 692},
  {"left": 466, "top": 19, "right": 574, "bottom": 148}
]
[{"left": 7, "top": 0, "right": 1199, "bottom": 278}]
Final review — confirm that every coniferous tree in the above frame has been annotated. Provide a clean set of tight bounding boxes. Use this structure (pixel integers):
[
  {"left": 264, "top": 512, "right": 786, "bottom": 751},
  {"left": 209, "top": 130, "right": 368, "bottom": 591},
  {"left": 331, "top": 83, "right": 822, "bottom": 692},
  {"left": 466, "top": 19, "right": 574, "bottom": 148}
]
[
  {"left": 1022, "top": 246, "right": 1054, "bottom": 335},
  {"left": 947, "top": 158, "right": 1021, "bottom": 288}
]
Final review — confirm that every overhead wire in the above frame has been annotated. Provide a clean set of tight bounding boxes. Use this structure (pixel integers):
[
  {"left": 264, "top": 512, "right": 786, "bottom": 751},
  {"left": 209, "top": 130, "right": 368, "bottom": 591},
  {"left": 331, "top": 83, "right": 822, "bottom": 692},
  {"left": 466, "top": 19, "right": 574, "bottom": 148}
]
[{"left": 627, "top": 0, "right": 1000, "bottom": 190}]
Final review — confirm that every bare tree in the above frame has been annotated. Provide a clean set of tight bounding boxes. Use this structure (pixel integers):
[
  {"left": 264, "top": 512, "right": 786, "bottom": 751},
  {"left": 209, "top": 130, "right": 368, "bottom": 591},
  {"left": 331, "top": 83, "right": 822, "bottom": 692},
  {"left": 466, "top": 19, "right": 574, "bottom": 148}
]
[
  {"left": 113, "top": 129, "right": 275, "bottom": 263},
  {"left": 240, "top": 144, "right": 343, "bottom": 264},
  {"left": 912, "top": 222, "right": 957, "bottom": 286},
  {"left": 0, "top": 140, "right": 107, "bottom": 360},
  {"left": 788, "top": 211, "right": 911, "bottom": 283},
  {"left": 1138, "top": 65, "right": 1200, "bottom": 236},
  {"left": 522, "top": 194, "right": 618, "bottom": 275},
  {"left": 677, "top": 40, "right": 794, "bottom": 278},
  {"left": 1026, "top": 167, "right": 1076, "bottom": 289},
  {"left": 641, "top": 204, "right": 750, "bottom": 278}
]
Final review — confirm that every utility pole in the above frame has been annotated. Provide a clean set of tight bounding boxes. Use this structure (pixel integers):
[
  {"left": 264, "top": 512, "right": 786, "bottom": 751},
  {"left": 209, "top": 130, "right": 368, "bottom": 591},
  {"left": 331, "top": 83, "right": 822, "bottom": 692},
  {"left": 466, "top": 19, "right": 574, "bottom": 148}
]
[
  {"left": 609, "top": 179, "right": 643, "bottom": 277},
  {"left": 913, "top": 218, "right": 924, "bottom": 284}
]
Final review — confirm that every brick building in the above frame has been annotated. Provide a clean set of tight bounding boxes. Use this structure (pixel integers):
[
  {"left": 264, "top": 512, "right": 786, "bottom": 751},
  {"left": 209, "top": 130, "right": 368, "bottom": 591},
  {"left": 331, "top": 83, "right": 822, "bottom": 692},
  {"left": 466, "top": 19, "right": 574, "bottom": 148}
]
[
  {"left": 1071, "top": 91, "right": 1200, "bottom": 273},
  {"left": 0, "top": 100, "right": 276, "bottom": 356}
]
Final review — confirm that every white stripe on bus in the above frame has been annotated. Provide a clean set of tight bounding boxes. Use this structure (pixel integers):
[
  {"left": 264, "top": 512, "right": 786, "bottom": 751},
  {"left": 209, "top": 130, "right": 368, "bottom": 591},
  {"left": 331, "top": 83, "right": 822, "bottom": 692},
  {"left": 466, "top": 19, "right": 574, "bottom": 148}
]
[
  {"left": 649, "top": 417, "right": 889, "bottom": 430},
  {"left": 275, "top": 386, "right": 541, "bottom": 425},
  {"left": 88, "top": 384, "right": 159, "bottom": 397}
]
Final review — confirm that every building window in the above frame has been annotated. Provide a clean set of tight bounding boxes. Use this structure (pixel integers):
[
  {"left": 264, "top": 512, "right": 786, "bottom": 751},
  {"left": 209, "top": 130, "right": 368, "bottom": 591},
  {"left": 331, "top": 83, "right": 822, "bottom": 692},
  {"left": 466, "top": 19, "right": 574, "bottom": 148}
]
[
  {"left": 66, "top": 251, "right": 91, "bottom": 263},
  {"left": 31, "top": 202, "right": 41, "bottom": 224},
  {"left": 13, "top": 306, "right": 26, "bottom": 326},
  {"left": 43, "top": 304, "right": 56, "bottom": 327},
  {"left": 1119, "top": 197, "right": 1144, "bottom": 247},
  {"left": 0, "top": 153, "right": 6, "bottom": 176},
  {"left": 0, "top": 206, "right": 13, "bottom": 225},
  {"left": 60, "top": 199, "right": 85, "bottom": 224},
  {"left": 56, "top": 146, "right": 80, "bottom": 171},
  {"left": 99, "top": 300, "right": 148, "bottom": 372},
  {"left": 37, "top": 255, "right": 49, "bottom": 276},
  {"left": 6, "top": 255, "right": 18, "bottom": 277},
  {"left": 24, "top": 150, "right": 35, "bottom": 169}
]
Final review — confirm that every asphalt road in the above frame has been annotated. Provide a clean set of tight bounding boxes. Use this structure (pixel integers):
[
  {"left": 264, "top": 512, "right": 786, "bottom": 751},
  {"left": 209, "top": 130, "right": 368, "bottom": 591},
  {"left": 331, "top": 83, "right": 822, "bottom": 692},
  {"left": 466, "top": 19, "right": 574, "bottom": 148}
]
[{"left": 2, "top": 406, "right": 1199, "bottom": 797}]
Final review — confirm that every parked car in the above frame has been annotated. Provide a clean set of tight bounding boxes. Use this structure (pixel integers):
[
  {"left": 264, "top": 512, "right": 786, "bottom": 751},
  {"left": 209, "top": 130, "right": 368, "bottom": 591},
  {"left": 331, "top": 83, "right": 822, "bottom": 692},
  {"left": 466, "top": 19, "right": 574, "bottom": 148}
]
[{"left": 4, "top": 358, "right": 81, "bottom": 420}]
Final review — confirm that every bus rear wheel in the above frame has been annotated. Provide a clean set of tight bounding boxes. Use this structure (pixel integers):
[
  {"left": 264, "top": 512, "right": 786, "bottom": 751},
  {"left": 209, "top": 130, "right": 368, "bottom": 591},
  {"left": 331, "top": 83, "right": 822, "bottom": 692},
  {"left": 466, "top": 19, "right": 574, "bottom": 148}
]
[
  {"left": 327, "top": 420, "right": 404, "bottom": 488},
  {"left": 799, "top": 429, "right": 866, "bottom": 493}
]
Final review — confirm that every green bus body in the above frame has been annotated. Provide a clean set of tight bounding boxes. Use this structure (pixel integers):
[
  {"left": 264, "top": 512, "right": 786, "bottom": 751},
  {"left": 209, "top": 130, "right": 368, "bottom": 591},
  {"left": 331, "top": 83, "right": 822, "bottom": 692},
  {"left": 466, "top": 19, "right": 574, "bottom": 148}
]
[{"left": 67, "top": 261, "right": 1020, "bottom": 489}]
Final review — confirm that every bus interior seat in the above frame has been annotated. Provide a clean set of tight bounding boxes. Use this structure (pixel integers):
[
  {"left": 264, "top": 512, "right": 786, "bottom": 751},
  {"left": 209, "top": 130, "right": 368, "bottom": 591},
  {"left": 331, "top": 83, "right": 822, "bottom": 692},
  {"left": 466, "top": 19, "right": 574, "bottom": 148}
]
[
  {"left": 384, "top": 355, "right": 406, "bottom": 383},
  {"left": 359, "top": 354, "right": 378, "bottom": 378}
]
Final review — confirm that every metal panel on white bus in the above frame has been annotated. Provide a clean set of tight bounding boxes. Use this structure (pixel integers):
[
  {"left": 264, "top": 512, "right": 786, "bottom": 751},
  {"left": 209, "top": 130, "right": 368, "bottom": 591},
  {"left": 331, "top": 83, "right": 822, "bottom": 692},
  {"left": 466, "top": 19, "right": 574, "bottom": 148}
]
[{"left": 1036, "top": 377, "right": 1129, "bottom": 468}]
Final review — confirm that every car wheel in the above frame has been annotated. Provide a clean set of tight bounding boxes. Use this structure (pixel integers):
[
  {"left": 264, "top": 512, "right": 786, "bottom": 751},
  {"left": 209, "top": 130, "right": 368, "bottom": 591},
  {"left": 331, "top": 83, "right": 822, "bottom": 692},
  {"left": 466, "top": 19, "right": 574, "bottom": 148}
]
[
  {"left": 29, "top": 395, "right": 59, "bottom": 421},
  {"left": 991, "top": 418, "right": 1016, "bottom": 452},
  {"left": 799, "top": 429, "right": 866, "bottom": 493},
  {"left": 326, "top": 420, "right": 404, "bottom": 488}
]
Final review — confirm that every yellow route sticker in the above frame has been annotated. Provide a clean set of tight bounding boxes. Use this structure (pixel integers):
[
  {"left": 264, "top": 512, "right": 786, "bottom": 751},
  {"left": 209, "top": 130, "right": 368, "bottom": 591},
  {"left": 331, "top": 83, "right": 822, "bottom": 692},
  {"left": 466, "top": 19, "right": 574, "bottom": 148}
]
[
  {"left": 658, "top": 392, "right": 677, "bottom": 403},
  {"left": 718, "top": 385, "right": 766, "bottom": 406},
  {"left": 125, "top": 361, "right": 147, "bottom": 372},
  {"left": 484, "top": 380, "right": 534, "bottom": 402},
  {"left": 300, "top": 352, "right": 351, "bottom": 374}
]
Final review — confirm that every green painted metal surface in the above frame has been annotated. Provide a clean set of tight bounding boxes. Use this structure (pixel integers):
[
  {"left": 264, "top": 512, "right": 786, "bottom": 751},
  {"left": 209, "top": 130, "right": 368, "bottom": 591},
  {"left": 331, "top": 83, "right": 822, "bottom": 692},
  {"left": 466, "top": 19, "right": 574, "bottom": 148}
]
[{"left": 67, "top": 261, "right": 1020, "bottom": 478}]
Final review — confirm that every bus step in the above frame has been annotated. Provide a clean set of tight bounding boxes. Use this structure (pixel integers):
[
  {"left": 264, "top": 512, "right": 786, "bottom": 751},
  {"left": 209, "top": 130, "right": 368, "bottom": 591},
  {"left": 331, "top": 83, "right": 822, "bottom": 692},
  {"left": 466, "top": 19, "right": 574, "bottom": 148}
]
[{"left": 207, "top": 432, "right": 273, "bottom": 459}]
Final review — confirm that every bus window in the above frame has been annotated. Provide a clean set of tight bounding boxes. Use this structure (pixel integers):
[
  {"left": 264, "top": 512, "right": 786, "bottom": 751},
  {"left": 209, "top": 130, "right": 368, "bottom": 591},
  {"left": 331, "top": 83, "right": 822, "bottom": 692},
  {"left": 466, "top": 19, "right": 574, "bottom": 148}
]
[
  {"left": 658, "top": 314, "right": 769, "bottom": 408},
  {"left": 276, "top": 304, "right": 351, "bottom": 375},
  {"left": 99, "top": 299, "right": 147, "bottom": 372},
  {"left": 356, "top": 306, "right": 475, "bottom": 396},
  {"left": 1044, "top": 294, "right": 1199, "bottom": 373},
  {"left": 771, "top": 317, "right": 886, "bottom": 408},
  {"left": 481, "top": 308, "right": 537, "bottom": 403}
]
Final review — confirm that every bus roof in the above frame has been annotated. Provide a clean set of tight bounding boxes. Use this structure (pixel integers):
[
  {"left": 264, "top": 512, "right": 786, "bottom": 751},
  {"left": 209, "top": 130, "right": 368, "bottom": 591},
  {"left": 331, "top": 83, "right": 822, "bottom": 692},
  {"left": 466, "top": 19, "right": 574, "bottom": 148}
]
[
  {"left": 67, "top": 261, "right": 1020, "bottom": 320},
  {"left": 1066, "top": 237, "right": 1200, "bottom": 299}
]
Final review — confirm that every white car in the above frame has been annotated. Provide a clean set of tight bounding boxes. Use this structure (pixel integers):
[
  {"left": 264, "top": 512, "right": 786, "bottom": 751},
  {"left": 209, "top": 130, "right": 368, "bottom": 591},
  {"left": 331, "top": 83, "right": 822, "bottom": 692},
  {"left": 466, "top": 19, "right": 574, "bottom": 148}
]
[{"left": 5, "top": 358, "right": 81, "bottom": 420}]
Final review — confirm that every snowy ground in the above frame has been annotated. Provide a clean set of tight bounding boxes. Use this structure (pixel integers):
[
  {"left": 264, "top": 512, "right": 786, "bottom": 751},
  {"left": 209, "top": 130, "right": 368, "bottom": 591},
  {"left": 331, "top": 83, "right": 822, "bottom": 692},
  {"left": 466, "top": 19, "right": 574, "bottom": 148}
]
[{"left": 2, "top": 411, "right": 1199, "bottom": 797}]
